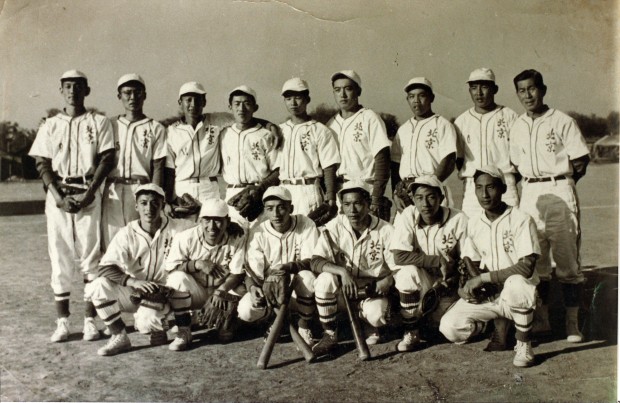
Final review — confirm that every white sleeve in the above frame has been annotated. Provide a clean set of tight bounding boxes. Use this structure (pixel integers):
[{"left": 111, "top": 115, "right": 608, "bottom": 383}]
[
  {"left": 366, "top": 111, "right": 391, "bottom": 156},
  {"left": 246, "top": 230, "right": 267, "bottom": 280},
  {"left": 29, "top": 121, "right": 53, "bottom": 158},
  {"left": 389, "top": 207, "right": 416, "bottom": 251}
]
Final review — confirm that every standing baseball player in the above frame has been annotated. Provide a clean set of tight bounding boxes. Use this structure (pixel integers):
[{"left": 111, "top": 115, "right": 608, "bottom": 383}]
[
  {"left": 239, "top": 186, "right": 319, "bottom": 345},
  {"left": 29, "top": 70, "right": 115, "bottom": 343},
  {"left": 311, "top": 180, "right": 395, "bottom": 357},
  {"left": 277, "top": 77, "right": 340, "bottom": 220},
  {"left": 439, "top": 166, "right": 540, "bottom": 367},
  {"left": 510, "top": 69, "right": 590, "bottom": 343},
  {"left": 454, "top": 68, "right": 519, "bottom": 218},
  {"left": 327, "top": 70, "right": 392, "bottom": 221},
  {"left": 102, "top": 74, "right": 167, "bottom": 248},
  {"left": 164, "top": 199, "right": 248, "bottom": 351},
  {"left": 391, "top": 77, "right": 457, "bottom": 212},
  {"left": 87, "top": 184, "right": 192, "bottom": 356},
  {"left": 390, "top": 175, "right": 467, "bottom": 352}
]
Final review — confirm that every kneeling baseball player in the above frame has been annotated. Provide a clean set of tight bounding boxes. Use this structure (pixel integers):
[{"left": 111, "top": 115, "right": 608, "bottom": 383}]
[
  {"left": 87, "top": 184, "right": 192, "bottom": 356},
  {"left": 239, "top": 186, "right": 319, "bottom": 345},
  {"left": 439, "top": 166, "right": 540, "bottom": 368},
  {"left": 164, "top": 199, "right": 248, "bottom": 351},
  {"left": 311, "top": 180, "right": 395, "bottom": 357}
]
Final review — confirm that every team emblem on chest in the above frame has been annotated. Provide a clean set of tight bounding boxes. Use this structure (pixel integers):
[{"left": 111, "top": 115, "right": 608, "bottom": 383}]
[
  {"left": 352, "top": 122, "right": 363, "bottom": 142},
  {"left": 545, "top": 129, "right": 557, "bottom": 152},
  {"left": 496, "top": 117, "right": 507, "bottom": 139},
  {"left": 502, "top": 230, "right": 515, "bottom": 253},
  {"left": 425, "top": 128, "right": 438, "bottom": 149},
  {"left": 85, "top": 125, "right": 94, "bottom": 144},
  {"left": 141, "top": 128, "right": 152, "bottom": 151},
  {"left": 439, "top": 232, "right": 456, "bottom": 254},
  {"left": 367, "top": 239, "right": 382, "bottom": 262},
  {"left": 250, "top": 141, "right": 263, "bottom": 160},
  {"left": 299, "top": 131, "right": 311, "bottom": 151}
]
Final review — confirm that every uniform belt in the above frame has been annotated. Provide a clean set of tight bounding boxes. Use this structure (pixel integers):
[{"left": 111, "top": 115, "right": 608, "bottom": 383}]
[
  {"left": 109, "top": 177, "right": 150, "bottom": 185},
  {"left": 525, "top": 175, "right": 567, "bottom": 183},
  {"left": 337, "top": 176, "right": 374, "bottom": 184},
  {"left": 281, "top": 177, "right": 320, "bottom": 185},
  {"left": 227, "top": 183, "right": 259, "bottom": 188},
  {"left": 184, "top": 177, "right": 218, "bottom": 183},
  {"left": 54, "top": 174, "right": 93, "bottom": 185}
]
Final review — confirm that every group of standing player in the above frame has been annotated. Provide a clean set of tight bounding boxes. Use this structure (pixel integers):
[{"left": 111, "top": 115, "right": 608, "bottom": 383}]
[{"left": 29, "top": 65, "right": 589, "bottom": 369}]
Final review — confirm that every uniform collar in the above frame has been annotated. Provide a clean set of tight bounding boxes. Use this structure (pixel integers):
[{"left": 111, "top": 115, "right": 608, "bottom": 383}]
[
  {"left": 117, "top": 115, "right": 151, "bottom": 126},
  {"left": 341, "top": 213, "right": 379, "bottom": 239},
  {"left": 335, "top": 107, "right": 365, "bottom": 123},
  {"left": 131, "top": 215, "right": 169, "bottom": 241},
  {"left": 416, "top": 206, "right": 448, "bottom": 228},
  {"left": 264, "top": 215, "right": 299, "bottom": 238},
  {"left": 480, "top": 205, "right": 512, "bottom": 225}
]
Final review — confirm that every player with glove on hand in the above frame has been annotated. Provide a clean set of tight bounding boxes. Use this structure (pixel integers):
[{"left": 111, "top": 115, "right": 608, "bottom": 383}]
[
  {"left": 439, "top": 166, "right": 540, "bottom": 368},
  {"left": 164, "top": 199, "right": 248, "bottom": 351},
  {"left": 238, "top": 186, "right": 319, "bottom": 346}
]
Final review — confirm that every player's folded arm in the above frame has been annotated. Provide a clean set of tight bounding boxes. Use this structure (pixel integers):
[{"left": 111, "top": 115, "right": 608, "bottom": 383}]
[
  {"left": 322, "top": 164, "right": 339, "bottom": 201},
  {"left": 570, "top": 154, "right": 590, "bottom": 183},
  {"left": 150, "top": 157, "right": 166, "bottom": 188},
  {"left": 481, "top": 254, "right": 538, "bottom": 285},
  {"left": 90, "top": 148, "right": 116, "bottom": 191},
  {"left": 98, "top": 264, "right": 131, "bottom": 286},
  {"left": 372, "top": 147, "right": 391, "bottom": 198},
  {"left": 392, "top": 249, "right": 441, "bottom": 272},
  {"left": 435, "top": 152, "right": 456, "bottom": 182}
]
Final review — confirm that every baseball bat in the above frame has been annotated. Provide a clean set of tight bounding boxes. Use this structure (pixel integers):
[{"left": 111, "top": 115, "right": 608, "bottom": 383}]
[
  {"left": 289, "top": 323, "right": 315, "bottom": 363},
  {"left": 257, "top": 302, "right": 288, "bottom": 369}
]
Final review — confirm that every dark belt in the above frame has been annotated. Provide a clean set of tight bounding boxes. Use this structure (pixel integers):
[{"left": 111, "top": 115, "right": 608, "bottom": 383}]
[
  {"left": 525, "top": 175, "right": 567, "bottom": 183},
  {"left": 185, "top": 177, "right": 218, "bottom": 184},
  {"left": 54, "top": 173, "right": 93, "bottom": 185},
  {"left": 281, "top": 177, "right": 320, "bottom": 185},
  {"left": 109, "top": 177, "right": 150, "bottom": 185},
  {"left": 336, "top": 176, "right": 374, "bottom": 184},
  {"left": 227, "top": 183, "right": 258, "bottom": 188}
]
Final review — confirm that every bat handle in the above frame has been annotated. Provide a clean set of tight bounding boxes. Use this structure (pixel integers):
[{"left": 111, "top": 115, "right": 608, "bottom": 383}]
[
  {"left": 289, "top": 323, "right": 315, "bottom": 363},
  {"left": 257, "top": 302, "right": 288, "bottom": 369},
  {"left": 343, "top": 295, "right": 371, "bottom": 361}
]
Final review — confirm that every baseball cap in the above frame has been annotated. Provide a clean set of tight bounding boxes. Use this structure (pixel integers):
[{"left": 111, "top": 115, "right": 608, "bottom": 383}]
[
  {"left": 117, "top": 73, "right": 145, "bottom": 89},
  {"left": 229, "top": 85, "right": 257, "bottom": 102},
  {"left": 179, "top": 81, "right": 206, "bottom": 98},
  {"left": 199, "top": 199, "right": 229, "bottom": 218},
  {"left": 404, "top": 77, "right": 433, "bottom": 93},
  {"left": 474, "top": 164, "right": 506, "bottom": 184},
  {"left": 408, "top": 175, "right": 444, "bottom": 195},
  {"left": 281, "top": 77, "right": 309, "bottom": 95},
  {"left": 134, "top": 183, "right": 165, "bottom": 199},
  {"left": 337, "top": 179, "right": 370, "bottom": 198},
  {"left": 467, "top": 68, "right": 496, "bottom": 83},
  {"left": 262, "top": 186, "right": 292, "bottom": 202},
  {"left": 60, "top": 69, "right": 87, "bottom": 82},
  {"left": 331, "top": 70, "right": 362, "bottom": 88}
]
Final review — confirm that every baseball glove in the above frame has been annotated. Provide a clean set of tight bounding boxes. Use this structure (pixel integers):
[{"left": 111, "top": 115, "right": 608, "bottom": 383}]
[
  {"left": 199, "top": 290, "right": 241, "bottom": 329},
  {"left": 227, "top": 186, "right": 264, "bottom": 221},
  {"left": 457, "top": 258, "right": 499, "bottom": 304},
  {"left": 370, "top": 196, "right": 392, "bottom": 221},
  {"left": 172, "top": 193, "right": 201, "bottom": 218},
  {"left": 307, "top": 201, "right": 338, "bottom": 227},
  {"left": 129, "top": 285, "right": 175, "bottom": 311},
  {"left": 393, "top": 180, "right": 414, "bottom": 209},
  {"left": 263, "top": 272, "right": 292, "bottom": 308}
]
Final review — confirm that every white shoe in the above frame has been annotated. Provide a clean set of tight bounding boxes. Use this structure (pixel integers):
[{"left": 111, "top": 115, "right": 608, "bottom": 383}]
[
  {"left": 513, "top": 340, "right": 535, "bottom": 367},
  {"left": 83, "top": 318, "right": 100, "bottom": 341},
  {"left": 97, "top": 330, "right": 131, "bottom": 356},
  {"left": 169, "top": 326, "right": 192, "bottom": 351},
  {"left": 51, "top": 318, "right": 70, "bottom": 343},
  {"left": 397, "top": 330, "right": 420, "bottom": 352},
  {"left": 565, "top": 307, "right": 584, "bottom": 343},
  {"left": 366, "top": 331, "right": 382, "bottom": 345},
  {"left": 298, "top": 327, "right": 315, "bottom": 347}
]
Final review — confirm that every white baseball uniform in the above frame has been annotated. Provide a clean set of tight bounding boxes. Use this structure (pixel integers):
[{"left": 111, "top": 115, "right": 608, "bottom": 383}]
[
  {"left": 454, "top": 106, "right": 519, "bottom": 217},
  {"left": 238, "top": 215, "right": 319, "bottom": 322},
  {"left": 510, "top": 108, "right": 589, "bottom": 284},
  {"left": 391, "top": 114, "right": 457, "bottom": 206},
  {"left": 29, "top": 111, "right": 114, "bottom": 298},
  {"left": 440, "top": 206, "right": 540, "bottom": 343},
  {"left": 277, "top": 120, "right": 340, "bottom": 215},
  {"left": 102, "top": 116, "right": 167, "bottom": 248}
]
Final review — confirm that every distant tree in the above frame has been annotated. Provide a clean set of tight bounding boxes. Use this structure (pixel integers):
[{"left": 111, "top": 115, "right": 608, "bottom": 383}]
[
  {"left": 158, "top": 112, "right": 234, "bottom": 128},
  {"left": 567, "top": 112, "right": 608, "bottom": 141},
  {"left": 379, "top": 113, "right": 399, "bottom": 140},
  {"left": 606, "top": 111, "right": 619, "bottom": 135},
  {"left": 310, "top": 103, "right": 337, "bottom": 125}
]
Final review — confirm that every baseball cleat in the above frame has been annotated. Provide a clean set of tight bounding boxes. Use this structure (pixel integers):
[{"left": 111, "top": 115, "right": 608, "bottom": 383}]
[
  {"left": 51, "top": 317, "right": 70, "bottom": 343},
  {"left": 82, "top": 317, "right": 100, "bottom": 341},
  {"left": 298, "top": 327, "right": 315, "bottom": 347},
  {"left": 97, "top": 330, "right": 131, "bottom": 356},
  {"left": 565, "top": 307, "right": 584, "bottom": 343},
  {"left": 513, "top": 340, "right": 535, "bottom": 367},
  {"left": 149, "top": 330, "right": 168, "bottom": 346},
  {"left": 397, "top": 329, "right": 421, "bottom": 352},
  {"left": 312, "top": 330, "right": 338, "bottom": 357},
  {"left": 365, "top": 330, "right": 382, "bottom": 346},
  {"left": 484, "top": 318, "right": 509, "bottom": 352},
  {"left": 169, "top": 326, "right": 192, "bottom": 351}
]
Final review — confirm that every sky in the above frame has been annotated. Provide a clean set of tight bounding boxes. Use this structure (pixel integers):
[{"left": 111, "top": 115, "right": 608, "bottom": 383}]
[{"left": 0, "top": 0, "right": 617, "bottom": 130}]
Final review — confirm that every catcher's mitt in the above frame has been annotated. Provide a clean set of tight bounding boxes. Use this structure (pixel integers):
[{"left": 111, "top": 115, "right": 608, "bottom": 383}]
[
  {"left": 307, "top": 201, "right": 338, "bottom": 227},
  {"left": 263, "top": 272, "right": 292, "bottom": 308},
  {"left": 129, "top": 285, "right": 175, "bottom": 311},
  {"left": 199, "top": 290, "right": 241, "bottom": 329},
  {"left": 227, "top": 186, "right": 264, "bottom": 221},
  {"left": 172, "top": 193, "right": 201, "bottom": 218},
  {"left": 394, "top": 180, "right": 414, "bottom": 209},
  {"left": 457, "top": 258, "right": 499, "bottom": 304},
  {"left": 370, "top": 196, "right": 392, "bottom": 221}
]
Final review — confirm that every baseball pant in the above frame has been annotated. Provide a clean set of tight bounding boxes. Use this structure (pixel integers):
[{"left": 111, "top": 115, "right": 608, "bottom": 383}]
[
  {"left": 519, "top": 178, "right": 584, "bottom": 284},
  {"left": 394, "top": 265, "right": 435, "bottom": 326},
  {"left": 461, "top": 174, "right": 519, "bottom": 218},
  {"left": 439, "top": 274, "right": 537, "bottom": 343},
  {"left": 314, "top": 272, "right": 389, "bottom": 328},
  {"left": 237, "top": 270, "right": 316, "bottom": 323},
  {"left": 46, "top": 189, "right": 102, "bottom": 299},
  {"left": 101, "top": 182, "right": 140, "bottom": 250},
  {"left": 281, "top": 182, "right": 324, "bottom": 216},
  {"left": 174, "top": 178, "right": 223, "bottom": 222}
]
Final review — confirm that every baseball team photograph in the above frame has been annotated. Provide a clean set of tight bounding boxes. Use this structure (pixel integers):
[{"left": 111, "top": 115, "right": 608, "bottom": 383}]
[{"left": 0, "top": 0, "right": 618, "bottom": 402}]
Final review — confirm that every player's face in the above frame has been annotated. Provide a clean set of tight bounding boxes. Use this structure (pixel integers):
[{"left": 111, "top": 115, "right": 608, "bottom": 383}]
[
  {"left": 118, "top": 85, "right": 146, "bottom": 113},
  {"left": 516, "top": 78, "right": 545, "bottom": 114},
  {"left": 412, "top": 186, "right": 442, "bottom": 224},
  {"left": 135, "top": 193, "right": 164, "bottom": 224},
  {"left": 474, "top": 174, "right": 505, "bottom": 211},
  {"left": 284, "top": 94, "right": 309, "bottom": 117},
  {"left": 179, "top": 94, "right": 206, "bottom": 119},
  {"left": 60, "top": 79, "right": 89, "bottom": 107},
  {"left": 468, "top": 82, "right": 495, "bottom": 110},
  {"left": 229, "top": 95, "right": 258, "bottom": 124},
  {"left": 341, "top": 192, "right": 370, "bottom": 225},
  {"left": 332, "top": 78, "right": 360, "bottom": 112},
  {"left": 200, "top": 216, "right": 229, "bottom": 245},
  {"left": 264, "top": 199, "right": 294, "bottom": 232},
  {"left": 406, "top": 88, "right": 433, "bottom": 118}
]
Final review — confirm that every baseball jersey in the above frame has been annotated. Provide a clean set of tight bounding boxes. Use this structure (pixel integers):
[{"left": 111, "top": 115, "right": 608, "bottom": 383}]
[
  {"left": 29, "top": 111, "right": 114, "bottom": 178},
  {"left": 463, "top": 207, "right": 540, "bottom": 281},
  {"left": 391, "top": 114, "right": 457, "bottom": 179},
  {"left": 166, "top": 116, "right": 222, "bottom": 180},
  {"left": 99, "top": 216, "right": 192, "bottom": 284},
  {"left": 390, "top": 205, "right": 468, "bottom": 262},
  {"left": 277, "top": 120, "right": 340, "bottom": 180},
  {"left": 246, "top": 215, "right": 319, "bottom": 280},
  {"left": 111, "top": 116, "right": 167, "bottom": 179},
  {"left": 313, "top": 214, "right": 394, "bottom": 279},
  {"left": 509, "top": 108, "right": 589, "bottom": 178},
  {"left": 220, "top": 123, "right": 279, "bottom": 185},
  {"left": 455, "top": 106, "right": 518, "bottom": 177},
  {"left": 327, "top": 108, "right": 391, "bottom": 181}
]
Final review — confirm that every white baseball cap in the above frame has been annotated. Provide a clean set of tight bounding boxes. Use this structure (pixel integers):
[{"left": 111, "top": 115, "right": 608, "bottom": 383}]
[
  {"left": 408, "top": 175, "right": 444, "bottom": 195},
  {"left": 331, "top": 70, "right": 362, "bottom": 88},
  {"left": 134, "top": 183, "right": 165, "bottom": 199},
  {"left": 60, "top": 69, "right": 87, "bottom": 81},
  {"left": 474, "top": 164, "right": 506, "bottom": 184},
  {"left": 281, "top": 77, "right": 309, "bottom": 95},
  {"left": 229, "top": 85, "right": 257, "bottom": 102},
  {"left": 338, "top": 179, "right": 370, "bottom": 198},
  {"left": 467, "top": 68, "right": 496, "bottom": 83},
  {"left": 117, "top": 73, "right": 145, "bottom": 89},
  {"left": 404, "top": 77, "right": 433, "bottom": 93},
  {"left": 179, "top": 81, "right": 206, "bottom": 98},
  {"left": 199, "top": 199, "right": 229, "bottom": 218},
  {"left": 262, "top": 186, "right": 292, "bottom": 202}
]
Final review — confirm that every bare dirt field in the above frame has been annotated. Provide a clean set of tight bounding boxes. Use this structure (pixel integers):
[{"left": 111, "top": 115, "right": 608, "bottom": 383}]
[{"left": 0, "top": 164, "right": 617, "bottom": 402}]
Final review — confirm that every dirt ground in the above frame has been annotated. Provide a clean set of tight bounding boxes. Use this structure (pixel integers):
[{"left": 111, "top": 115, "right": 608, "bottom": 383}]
[{"left": 0, "top": 164, "right": 617, "bottom": 402}]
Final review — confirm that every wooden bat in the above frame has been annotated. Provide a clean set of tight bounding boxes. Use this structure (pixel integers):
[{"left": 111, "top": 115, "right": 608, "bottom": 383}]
[
  {"left": 289, "top": 323, "right": 315, "bottom": 363},
  {"left": 257, "top": 302, "right": 288, "bottom": 369}
]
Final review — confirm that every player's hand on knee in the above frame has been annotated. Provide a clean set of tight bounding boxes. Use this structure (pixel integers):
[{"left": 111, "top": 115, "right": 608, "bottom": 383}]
[
  {"left": 375, "top": 275, "right": 394, "bottom": 296},
  {"left": 249, "top": 285, "right": 266, "bottom": 308},
  {"left": 340, "top": 271, "right": 358, "bottom": 299},
  {"left": 129, "top": 279, "right": 159, "bottom": 294},
  {"left": 463, "top": 276, "right": 483, "bottom": 297},
  {"left": 57, "top": 196, "right": 81, "bottom": 213},
  {"left": 196, "top": 260, "right": 227, "bottom": 279}
]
